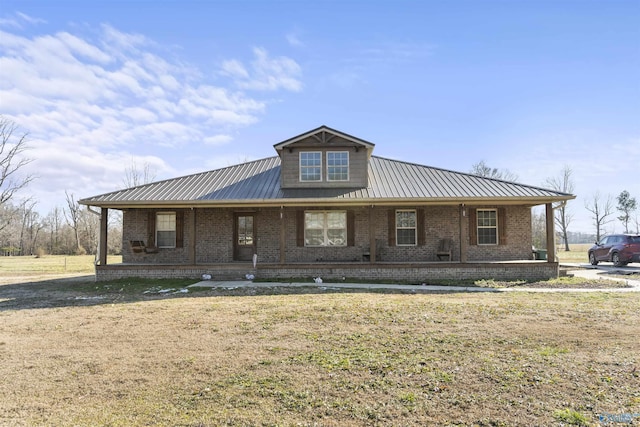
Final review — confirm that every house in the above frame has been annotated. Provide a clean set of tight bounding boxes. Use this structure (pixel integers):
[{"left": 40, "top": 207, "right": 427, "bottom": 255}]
[{"left": 79, "top": 125, "right": 575, "bottom": 282}]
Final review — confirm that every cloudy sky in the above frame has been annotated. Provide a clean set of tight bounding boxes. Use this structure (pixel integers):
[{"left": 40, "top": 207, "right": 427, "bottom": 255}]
[{"left": 1, "top": 0, "right": 638, "bottom": 233}]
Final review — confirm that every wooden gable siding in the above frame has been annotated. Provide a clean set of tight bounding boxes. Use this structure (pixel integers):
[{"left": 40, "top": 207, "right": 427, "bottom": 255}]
[{"left": 279, "top": 135, "right": 369, "bottom": 189}]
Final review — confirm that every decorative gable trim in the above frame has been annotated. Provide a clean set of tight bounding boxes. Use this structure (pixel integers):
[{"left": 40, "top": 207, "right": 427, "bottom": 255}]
[{"left": 273, "top": 125, "right": 375, "bottom": 154}]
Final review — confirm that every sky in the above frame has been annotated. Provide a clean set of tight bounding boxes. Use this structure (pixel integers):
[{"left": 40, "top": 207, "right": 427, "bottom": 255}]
[{"left": 1, "top": 0, "right": 639, "bottom": 234}]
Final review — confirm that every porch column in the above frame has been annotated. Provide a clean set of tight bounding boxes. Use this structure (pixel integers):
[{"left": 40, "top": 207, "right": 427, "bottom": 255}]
[
  {"left": 189, "top": 208, "right": 196, "bottom": 264},
  {"left": 369, "top": 206, "right": 376, "bottom": 263},
  {"left": 545, "top": 203, "right": 556, "bottom": 263},
  {"left": 99, "top": 207, "right": 108, "bottom": 265},
  {"left": 280, "top": 207, "right": 286, "bottom": 264}
]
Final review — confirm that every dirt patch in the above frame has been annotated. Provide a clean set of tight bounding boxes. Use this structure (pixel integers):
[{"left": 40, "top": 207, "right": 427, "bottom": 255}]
[{"left": 501, "top": 279, "right": 632, "bottom": 289}]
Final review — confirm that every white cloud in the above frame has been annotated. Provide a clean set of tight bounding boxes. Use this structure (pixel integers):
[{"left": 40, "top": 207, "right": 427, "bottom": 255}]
[
  {"left": 222, "top": 47, "right": 303, "bottom": 92},
  {"left": 0, "top": 12, "right": 45, "bottom": 29},
  {"left": 203, "top": 134, "right": 233, "bottom": 146},
  {"left": 15, "top": 12, "right": 46, "bottom": 26},
  {"left": 0, "top": 20, "right": 303, "bottom": 213},
  {"left": 220, "top": 59, "right": 249, "bottom": 79},
  {"left": 286, "top": 32, "right": 304, "bottom": 47}
]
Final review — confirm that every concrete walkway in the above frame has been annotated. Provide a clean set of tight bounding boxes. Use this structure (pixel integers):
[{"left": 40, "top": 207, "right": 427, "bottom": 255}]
[{"left": 188, "top": 264, "right": 640, "bottom": 293}]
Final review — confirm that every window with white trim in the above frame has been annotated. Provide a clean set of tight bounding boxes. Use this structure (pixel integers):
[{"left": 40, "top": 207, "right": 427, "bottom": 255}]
[
  {"left": 300, "top": 152, "right": 322, "bottom": 181},
  {"left": 156, "top": 212, "right": 176, "bottom": 248},
  {"left": 304, "top": 211, "right": 347, "bottom": 247},
  {"left": 396, "top": 210, "right": 417, "bottom": 246},
  {"left": 327, "top": 151, "right": 349, "bottom": 181},
  {"left": 477, "top": 209, "right": 498, "bottom": 245}
]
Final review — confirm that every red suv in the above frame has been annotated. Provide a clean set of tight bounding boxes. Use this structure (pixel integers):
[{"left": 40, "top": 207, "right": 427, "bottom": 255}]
[{"left": 588, "top": 234, "right": 640, "bottom": 267}]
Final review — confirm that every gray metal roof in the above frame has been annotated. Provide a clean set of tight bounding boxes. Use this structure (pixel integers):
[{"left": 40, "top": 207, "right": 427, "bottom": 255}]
[{"left": 80, "top": 155, "right": 574, "bottom": 208}]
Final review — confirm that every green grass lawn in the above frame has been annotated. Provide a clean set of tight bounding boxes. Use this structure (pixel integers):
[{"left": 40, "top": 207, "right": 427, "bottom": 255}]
[
  {"left": 0, "top": 255, "right": 122, "bottom": 275},
  {"left": 556, "top": 244, "right": 590, "bottom": 263},
  {"left": 0, "top": 289, "right": 637, "bottom": 426},
  {"left": 0, "top": 251, "right": 637, "bottom": 425}
]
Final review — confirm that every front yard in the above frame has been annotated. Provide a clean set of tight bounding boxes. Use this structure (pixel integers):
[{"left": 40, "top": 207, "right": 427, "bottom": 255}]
[{"left": 0, "top": 273, "right": 638, "bottom": 426}]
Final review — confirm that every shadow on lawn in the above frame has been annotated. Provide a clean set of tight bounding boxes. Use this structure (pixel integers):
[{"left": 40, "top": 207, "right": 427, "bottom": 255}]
[{"left": 0, "top": 276, "right": 443, "bottom": 312}]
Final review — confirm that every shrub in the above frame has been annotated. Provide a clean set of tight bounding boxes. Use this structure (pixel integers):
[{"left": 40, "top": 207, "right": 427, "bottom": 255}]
[{"left": 553, "top": 408, "right": 589, "bottom": 425}]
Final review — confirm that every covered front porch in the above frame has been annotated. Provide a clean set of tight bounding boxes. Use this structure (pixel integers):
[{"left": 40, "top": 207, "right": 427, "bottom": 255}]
[{"left": 92, "top": 202, "right": 560, "bottom": 282}]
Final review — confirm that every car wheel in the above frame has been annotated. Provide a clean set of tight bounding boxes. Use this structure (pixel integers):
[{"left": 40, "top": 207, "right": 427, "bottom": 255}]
[
  {"left": 589, "top": 252, "right": 598, "bottom": 265},
  {"left": 612, "top": 252, "right": 622, "bottom": 267}
]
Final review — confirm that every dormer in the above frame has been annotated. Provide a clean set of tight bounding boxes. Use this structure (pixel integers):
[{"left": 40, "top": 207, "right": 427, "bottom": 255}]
[{"left": 274, "top": 125, "right": 375, "bottom": 189}]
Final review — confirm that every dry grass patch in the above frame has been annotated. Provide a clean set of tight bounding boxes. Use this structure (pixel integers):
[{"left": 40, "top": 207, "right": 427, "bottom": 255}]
[
  {"left": 0, "top": 285, "right": 638, "bottom": 426},
  {"left": 0, "top": 255, "right": 122, "bottom": 286}
]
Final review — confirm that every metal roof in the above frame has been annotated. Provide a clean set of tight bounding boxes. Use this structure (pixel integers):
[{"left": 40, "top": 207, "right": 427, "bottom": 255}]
[{"left": 80, "top": 155, "right": 575, "bottom": 208}]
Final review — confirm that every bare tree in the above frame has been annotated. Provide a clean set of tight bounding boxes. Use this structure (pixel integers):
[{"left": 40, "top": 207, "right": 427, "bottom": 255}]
[
  {"left": 584, "top": 192, "right": 614, "bottom": 242},
  {"left": 123, "top": 158, "right": 156, "bottom": 187},
  {"left": 531, "top": 208, "right": 547, "bottom": 249},
  {"left": 80, "top": 208, "right": 100, "bottom": 255},
  {"left": 616, "top": 190, "right": 637, "bottom": 233},
  {"left": 544, "top": 165, "right": 574, "bottom": 251},
  {"left": 64, "top": 191, "right": 83, "bottom": 254},
  {"left": 470, "top": 160, "right": 519, "bottom": 182},
  {"left": 44, "top": 206, "right": 64, "bottom": 254},
  {"left": 17, "top": 198, "right": 42, "bottom": 255},
  {"left": 0, "top": 116, "right": 34, "bottom": 209}
]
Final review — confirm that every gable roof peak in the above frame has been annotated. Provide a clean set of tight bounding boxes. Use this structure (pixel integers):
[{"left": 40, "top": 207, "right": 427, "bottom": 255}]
[{"left": 273, "top": 125, "right": 375, "bottom": 153}]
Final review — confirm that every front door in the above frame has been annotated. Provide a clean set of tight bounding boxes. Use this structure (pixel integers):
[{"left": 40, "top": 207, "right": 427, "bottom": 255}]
[{"left": 234, "top": 214, "right": 256, "bottom": 261}]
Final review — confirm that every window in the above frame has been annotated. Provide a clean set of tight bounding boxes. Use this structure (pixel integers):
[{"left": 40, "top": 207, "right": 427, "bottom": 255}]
[
  {"left": 477, "top": 209, "right": 498, "bottom": 245},
  {"left": 300, "top": 152, "right": 322, "bottom": 181},
  {"left": 304, "top": 211, "right": 347, "bottom": 247},
  {"left": 396, "top": 210, "right": 417, "bottom": 246},
  {"left": 327, "top": 151, "right": 349, "bottom": 181},
  {"left": 156, "top": 212, "right": 176, "bottom": 248},
  {"left": 237, "top": 215, "right": 254, "bottom": 246}
]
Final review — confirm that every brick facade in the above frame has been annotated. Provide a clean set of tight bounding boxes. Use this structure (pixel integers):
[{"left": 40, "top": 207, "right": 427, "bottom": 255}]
[{"left": 120, "top": 204, "right": 533, "bottom": 267}]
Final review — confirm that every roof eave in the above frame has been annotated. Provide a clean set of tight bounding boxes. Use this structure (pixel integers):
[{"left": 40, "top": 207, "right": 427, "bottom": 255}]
[{"left": 80, "top": 194, "right": 576, "bottom": 210}]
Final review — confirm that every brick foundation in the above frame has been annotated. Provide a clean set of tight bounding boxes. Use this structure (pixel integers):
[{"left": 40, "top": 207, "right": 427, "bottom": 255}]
[{"left": 94, "top": 261, "right": 558, "bottom": 282}]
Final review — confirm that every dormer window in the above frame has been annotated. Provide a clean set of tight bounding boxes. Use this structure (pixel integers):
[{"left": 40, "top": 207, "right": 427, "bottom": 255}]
[
  {"left": 300, "top": 152, "right": 322, "bottom": 181},
  {"left": 327, "top": 151, "right": 349, "bottom": 181}
]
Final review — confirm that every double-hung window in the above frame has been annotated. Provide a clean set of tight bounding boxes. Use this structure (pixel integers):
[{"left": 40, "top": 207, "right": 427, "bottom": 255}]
[
  {"left": 156, "top": 212, "right": 176, "bottom": 248},
  {"left": 300, "top": 152, "right": 322, "bottom": 181},
  {"left": 304, "top": 211, "right": 347, "bottom": 247},
  {"left": 477, "top": 209, "right": 498, "bottom": 245},
  {"left": 327, "top": 151, "right": 349, "bottom": 181},
  {"left": 396, "top": 210, "right": 417, "bottom": 246}
]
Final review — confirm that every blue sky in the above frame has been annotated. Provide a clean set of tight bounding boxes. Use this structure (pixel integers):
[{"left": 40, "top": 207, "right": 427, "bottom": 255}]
[{"left": 1, "top": 0, "right": 638, "bottom": 233}]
